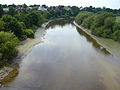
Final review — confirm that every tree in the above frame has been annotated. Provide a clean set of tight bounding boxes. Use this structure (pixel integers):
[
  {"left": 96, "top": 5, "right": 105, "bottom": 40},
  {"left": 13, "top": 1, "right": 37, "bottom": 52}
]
[
  {"left": 1, "top": 15, "right": 24, "bottom": 39},
  {"left": 24, "top": 29, "right": 34, "bottom": 38},
  {"left": 104, "top": 17, "right": 115, "bottom": 29},
  {"left": 0, "top": 20, "right": 5, "bottom": 31},
  {"left": 0, "top": 31, "right": 19, "bottom": 66},
  {"left": 0, "top": 4, "right": 4, "bottom": 17},
  {"left": 71, "top": 6, "right": 80, "bottom": 16},
  {"left": 82, "top": 15, "right": 95, "bottom": 29},
  {"left": 8, "top": 7, "right": 16, "bottom": 16},
  {"left": 91, "top": 12, "right": 115, "bottom": 30},
  {"left": 112, "top": 30, "right": 120, "bottom": 41},
  {"left": 75, "top": 11, "right": 94, "bottom": 25},
  {"left": 113, "top": 22, "right": 120, "bottom": 31}
]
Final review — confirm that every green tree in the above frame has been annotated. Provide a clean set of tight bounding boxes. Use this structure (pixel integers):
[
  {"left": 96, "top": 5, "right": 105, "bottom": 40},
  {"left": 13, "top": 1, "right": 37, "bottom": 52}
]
[
  {"left": 0, "top": 20, "right": 5, "bottom": 31},
  {"left": 113, "top": 22, "right": 120, "bottom": 31},
  {"left": 112, "top": 30, "right": 120, "bottom": 41},
  {"left": 0, "top": 4, "right": 4, "bottom": 17},
  {"left": 24, "top": 29, "right": 34, "bottom": 38},
  {"left": 104, "top": 17, "right": 115, "bottom": 29},
  {"left": 8, "top": 7, "right": 16, "bottom": 16},
  {"left": 91, "top": 12, "right": 115, "bottom": 30},
  {"left": 1, "top": 15, "right": 24, "bottom": 39},
  {"left": 75, "top": 12, "right": 94, "bottom": 25},
  {"left": 0, "top": 31, "right": 19, "bottom": 66},
  {"left": 82, "top": 15, "right": 95, "bottom": 29}
]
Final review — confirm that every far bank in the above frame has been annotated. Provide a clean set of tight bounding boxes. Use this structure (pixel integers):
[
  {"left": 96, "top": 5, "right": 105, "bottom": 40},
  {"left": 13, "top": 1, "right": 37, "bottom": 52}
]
[{"left": 74, "top": 21, "right": 120, "bottom": 60}]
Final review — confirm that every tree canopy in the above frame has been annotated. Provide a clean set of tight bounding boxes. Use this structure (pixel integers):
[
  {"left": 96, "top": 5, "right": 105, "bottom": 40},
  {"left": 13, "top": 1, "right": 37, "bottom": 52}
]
[{"left": 75, "top": 12, "right": 120, "bottom": 42}]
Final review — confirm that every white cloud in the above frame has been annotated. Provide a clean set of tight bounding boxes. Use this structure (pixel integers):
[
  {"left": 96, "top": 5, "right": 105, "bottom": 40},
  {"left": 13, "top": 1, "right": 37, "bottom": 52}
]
[{"left": 0, "top": 0, "right": 120, "bottom": 9}]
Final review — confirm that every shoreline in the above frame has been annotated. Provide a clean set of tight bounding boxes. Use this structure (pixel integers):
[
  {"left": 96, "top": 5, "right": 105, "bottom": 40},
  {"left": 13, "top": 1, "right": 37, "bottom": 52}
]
[
  {"left": 73, "top": 21, "right": 120, "bottom": 60},
  {"left": 0, "top": 18, "right": 72, "bottom": 84},
  {"left": 18, "top": 18, "right": 72, "bottom": 57}
]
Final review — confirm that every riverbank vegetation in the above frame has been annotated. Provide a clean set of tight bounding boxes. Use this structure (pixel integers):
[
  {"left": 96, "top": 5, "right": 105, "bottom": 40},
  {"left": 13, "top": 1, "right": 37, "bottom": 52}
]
[
  {"left": 0, "top": 4, "right": 120, "bottom": 67},
  {"left": 75, "top": 12, "right": 120, "bottom": 42},
  {"left": 0, "top": 32, "right": 19, "bottom": 66},
  {"left": 0, "top": 4, "right": 80, "bottom": 67}
]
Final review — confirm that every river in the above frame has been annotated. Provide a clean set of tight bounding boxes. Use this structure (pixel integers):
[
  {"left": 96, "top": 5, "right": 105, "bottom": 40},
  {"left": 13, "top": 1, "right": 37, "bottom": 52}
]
[{"left": 1, "top": 19, "right": 120, "bottom": 90}]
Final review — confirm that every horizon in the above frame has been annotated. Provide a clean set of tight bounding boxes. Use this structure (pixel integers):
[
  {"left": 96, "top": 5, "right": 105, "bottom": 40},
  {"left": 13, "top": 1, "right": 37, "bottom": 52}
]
[{"left": 0, "top": 0, "right": 120, "bottom": 9}]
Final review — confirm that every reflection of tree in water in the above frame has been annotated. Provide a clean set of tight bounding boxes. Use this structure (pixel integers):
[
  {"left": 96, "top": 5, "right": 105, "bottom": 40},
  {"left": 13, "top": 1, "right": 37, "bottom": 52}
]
[
  {"left": 76, "top": 27, "right": 110, "bottom": 55},
  {"left": 1, "top": 64, "right": 19, "bottom": 87},
  {"left": 45, "top": 19, "right": 73, "bottom": 29}
]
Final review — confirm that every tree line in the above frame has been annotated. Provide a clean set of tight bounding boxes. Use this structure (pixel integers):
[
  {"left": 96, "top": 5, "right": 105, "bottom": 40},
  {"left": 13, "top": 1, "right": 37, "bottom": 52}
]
[
  {"left": 75, "top": 12, "right": 120, "bottom": 42},
  {"left": 0, "top": 6, "right": 47, "bottom": 66},
  {"left": 0, "top": 4, "right": 80, "bottom": 67},
  {"left": 0, "top": 3, "right": 120, "bottom": 67}
]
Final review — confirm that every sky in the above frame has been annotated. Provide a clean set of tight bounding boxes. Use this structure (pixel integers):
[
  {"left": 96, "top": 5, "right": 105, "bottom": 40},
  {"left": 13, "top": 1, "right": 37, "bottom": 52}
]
[{"left": 0, "top": 0, "right": 120, "bottom": 9}]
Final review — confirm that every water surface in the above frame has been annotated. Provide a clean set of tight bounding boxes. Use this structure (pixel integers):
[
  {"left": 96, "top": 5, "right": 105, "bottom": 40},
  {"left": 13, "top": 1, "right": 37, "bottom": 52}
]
[{"left": 1, "top": 20, "right": 120, "bottom": 90}]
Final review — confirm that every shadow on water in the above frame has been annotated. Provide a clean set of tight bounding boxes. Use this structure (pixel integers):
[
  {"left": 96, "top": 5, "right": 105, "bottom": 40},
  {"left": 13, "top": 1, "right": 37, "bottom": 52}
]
[{"left": 76, "top": 27, "right": 110, "bottom": 55}]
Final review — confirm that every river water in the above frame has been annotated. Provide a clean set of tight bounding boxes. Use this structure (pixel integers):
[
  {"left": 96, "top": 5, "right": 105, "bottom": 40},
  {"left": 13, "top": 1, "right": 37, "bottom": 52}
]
[{"left": 1, "top": 19, "right": 120, "bottom": 90}]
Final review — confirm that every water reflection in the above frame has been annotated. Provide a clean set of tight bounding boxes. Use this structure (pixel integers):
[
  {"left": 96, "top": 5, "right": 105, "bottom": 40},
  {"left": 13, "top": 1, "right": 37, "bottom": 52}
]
[
  {"left": 45, "top": 19, "right": 73, "bottom": 29},
  {"left": 76, "top": 27, "right": 110, "bottom": 55}
]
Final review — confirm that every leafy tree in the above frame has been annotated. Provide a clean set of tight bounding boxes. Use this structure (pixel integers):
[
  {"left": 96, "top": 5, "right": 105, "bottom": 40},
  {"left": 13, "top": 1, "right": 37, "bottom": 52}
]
[
  {"left": 0, "top": 31, "right": 19, "bottom": 66},
  {"left": 112, "top": 30, "right": 120, "bottom": 41},
  {"left": 71, "top": 6, "right": 80, "bottom": 16},
  {"left": 0, "top": 4, "right": 4, "bottom": 17},
  {"left": 24, "top": 29, "right": 34, "bottom": 38},
  {"left": 104, "top": 17, "right": 115, "bottom": 29},
  {"left": 82, "top": 15, "right": 95, "bottom": 29},
  {"left": 1, "top": 15, "right": 24, "bottom": 39},
  {"left": 8, "top": 7, "right": 16, "bottom": 16},
  {"left": 0, "top": 20, "right": 5, "bottom": 31},
  {"left": 91, "top": 12, "right": 115, "bottom": 30},
  {"left": 75, "top": 12, "right": 94, "bottom": 25},
  {"left": 113, "top": 22, "right": 120, "bottom": 31},
  {"left": 75, "top": 11, "right": 120, "bottom": 42}
]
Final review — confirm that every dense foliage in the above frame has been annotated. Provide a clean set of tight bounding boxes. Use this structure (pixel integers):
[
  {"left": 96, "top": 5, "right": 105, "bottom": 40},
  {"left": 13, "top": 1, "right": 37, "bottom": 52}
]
[
  {"left": 0, "top": 3, "right": 120, "bottom": 67},
  {"left": 0, "top": 4, "right": 81, "bottom": 67},
  {"left": 0, "top": 32, "right": 19, "bottom": 66},
  {"left": 80, "top": 6, "right": 120, "bottom": 14},
  {"left": 75, "top": 12, "right": 120, "bottom": 42}
]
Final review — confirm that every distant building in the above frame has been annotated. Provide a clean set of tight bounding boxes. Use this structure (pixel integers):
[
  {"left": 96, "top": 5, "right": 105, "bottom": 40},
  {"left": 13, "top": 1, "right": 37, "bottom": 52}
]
[
  {"left": 3, "top": 8, "right": 9, "bottom": 11},
  {"left": 38, "top": 6, "right": 47, "bottom": 11}
]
